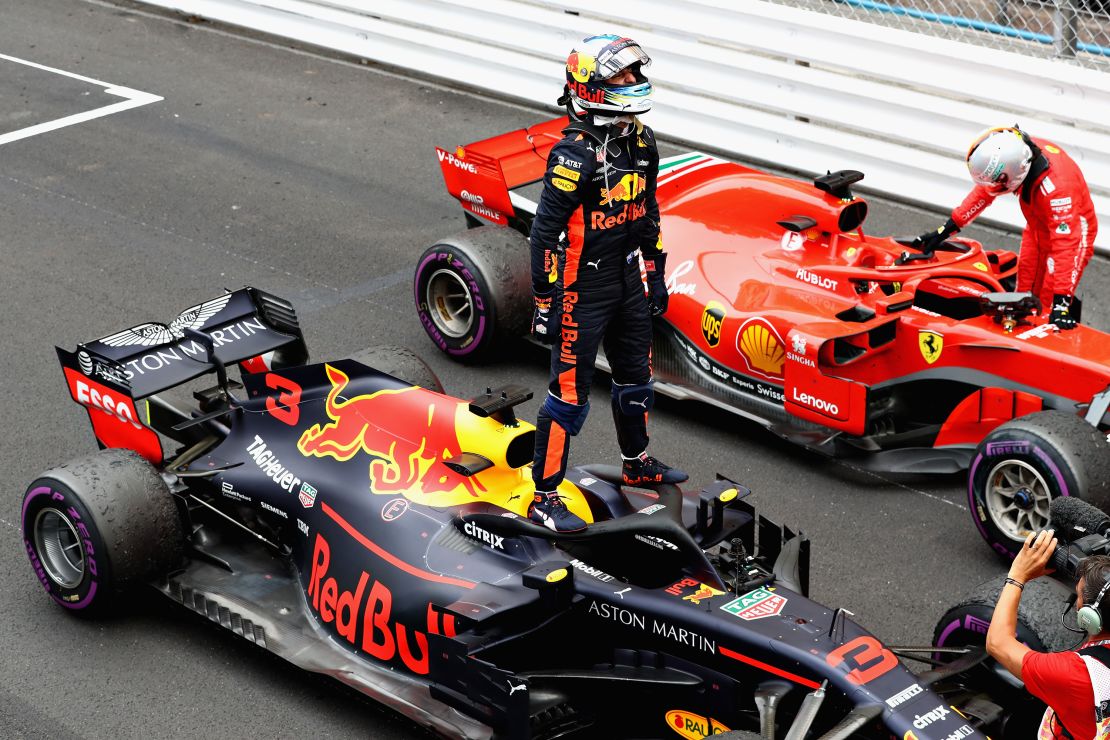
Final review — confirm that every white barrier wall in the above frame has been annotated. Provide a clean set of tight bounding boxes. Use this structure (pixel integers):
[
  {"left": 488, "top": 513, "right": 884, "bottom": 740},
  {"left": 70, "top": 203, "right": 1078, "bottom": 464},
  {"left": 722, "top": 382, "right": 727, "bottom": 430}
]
[{"left": 135, "top": 0, "right": 1110, "bottom": 252}]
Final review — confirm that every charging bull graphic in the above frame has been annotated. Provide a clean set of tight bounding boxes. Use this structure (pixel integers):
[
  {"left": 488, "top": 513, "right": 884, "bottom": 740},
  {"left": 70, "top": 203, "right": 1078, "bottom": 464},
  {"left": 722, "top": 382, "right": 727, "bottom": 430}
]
[
  {"left": 600, "top": 173, "right": 646, "bottom": 206},
  {"left": 297, "top": 365, "right": 486, "bottom": 500}
]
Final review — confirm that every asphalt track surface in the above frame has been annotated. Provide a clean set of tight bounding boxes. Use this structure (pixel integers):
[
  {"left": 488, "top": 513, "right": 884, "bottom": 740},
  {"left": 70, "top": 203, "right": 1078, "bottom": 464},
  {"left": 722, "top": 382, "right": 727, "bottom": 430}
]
[{"left": 2, "top": 1, "right": 1109, "bottom": 737}]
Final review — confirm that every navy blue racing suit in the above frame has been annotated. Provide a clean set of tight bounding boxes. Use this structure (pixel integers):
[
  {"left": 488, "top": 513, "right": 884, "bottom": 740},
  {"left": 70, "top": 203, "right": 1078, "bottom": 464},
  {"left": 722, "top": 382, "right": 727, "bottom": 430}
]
[{"left": 529, "top": 116, "right": 663, "bottom": 491}]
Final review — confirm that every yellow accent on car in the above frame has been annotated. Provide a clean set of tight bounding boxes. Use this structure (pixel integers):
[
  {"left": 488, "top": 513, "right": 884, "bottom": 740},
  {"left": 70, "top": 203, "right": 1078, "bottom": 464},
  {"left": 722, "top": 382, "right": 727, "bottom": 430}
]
[
  {"left": 720, "top": 488, "right": 738, "bottom": 502},
  {"left": 546, "top": 568, "right": 568, "bottom": 583}
]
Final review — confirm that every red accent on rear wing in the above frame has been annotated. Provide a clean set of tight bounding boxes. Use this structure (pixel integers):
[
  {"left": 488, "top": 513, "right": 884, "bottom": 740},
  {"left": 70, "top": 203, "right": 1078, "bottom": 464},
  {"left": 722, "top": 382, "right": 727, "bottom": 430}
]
[
  {"left": 58, "top": 353, "right": 163, "bottom": 464},
  {"left": 436, "top": 117, "right": 568, "bottom": 224}
]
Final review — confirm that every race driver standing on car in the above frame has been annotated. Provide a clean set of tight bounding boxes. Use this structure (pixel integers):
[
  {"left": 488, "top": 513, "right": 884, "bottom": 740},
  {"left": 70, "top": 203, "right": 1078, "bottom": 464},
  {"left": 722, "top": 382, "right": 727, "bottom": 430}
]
[
  {"left": 527, "top": 34, "right": 686, "bottom": 533},
  {"left": 914, "top": 126, "right": 1097, "bottom": 329}
]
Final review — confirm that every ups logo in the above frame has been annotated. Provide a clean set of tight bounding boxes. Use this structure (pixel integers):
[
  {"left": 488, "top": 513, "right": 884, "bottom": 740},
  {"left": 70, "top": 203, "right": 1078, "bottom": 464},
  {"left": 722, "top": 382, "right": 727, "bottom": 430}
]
[{"left": 701, "top": 301, "right": 726, "bottom": 348}]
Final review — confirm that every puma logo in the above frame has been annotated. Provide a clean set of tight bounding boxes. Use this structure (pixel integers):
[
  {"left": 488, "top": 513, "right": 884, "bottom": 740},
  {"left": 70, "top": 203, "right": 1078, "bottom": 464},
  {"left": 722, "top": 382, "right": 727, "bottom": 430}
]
[
  {"left": 508, "top": 681, "right": 527, "bottom": 695},
  {"left": 614, "top": 587, "right": 631, "bottom": 599},
  {"left": 507, "top": 493, "right": 521, "bottom": 502},
  {"left": 629, "top": 399, "right": 647, "bottom": 408},
  {"left": 587, "top": 259, "right": 602, "bottom": 270}
]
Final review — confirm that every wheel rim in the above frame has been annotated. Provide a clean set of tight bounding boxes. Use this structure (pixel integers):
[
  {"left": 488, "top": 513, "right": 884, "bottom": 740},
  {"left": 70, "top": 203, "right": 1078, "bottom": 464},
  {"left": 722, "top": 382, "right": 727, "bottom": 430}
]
[
  {"left": 425, "top": 269, "right": 475, "bottom": 339},
  {"left": 984, "top": 459, "right": 1052, "bottom": 543},
  {"left": 33, "top": 507, "right": 86, "bottom": 589}
]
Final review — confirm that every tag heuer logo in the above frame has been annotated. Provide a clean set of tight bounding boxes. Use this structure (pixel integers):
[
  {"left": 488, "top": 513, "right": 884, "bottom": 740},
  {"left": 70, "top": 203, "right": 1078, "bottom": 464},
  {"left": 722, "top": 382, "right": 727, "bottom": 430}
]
[
  {"left": 721, "top": 587, "right": 787, "bottom": 620},
  {"left": 298, "top": 482, "right": 318, "bottom": 508}
]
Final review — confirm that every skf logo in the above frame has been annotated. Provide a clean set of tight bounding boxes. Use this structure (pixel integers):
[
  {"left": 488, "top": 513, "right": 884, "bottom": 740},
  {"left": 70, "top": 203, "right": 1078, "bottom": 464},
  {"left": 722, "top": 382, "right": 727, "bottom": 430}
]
[
  {"left": 736, "top": 318, "right": 786, "bottom": 379},
  {"left": 918, "top": 330, "right": 943, "bottom": 365},
  {"left": 600, "top": 173, "right": 645, "bottom": 205},
  {"left": 664, "top": 709, "right": 729, "bottom": 739},
  {"left": 701, "top": 301, "right": 726, "bottom": 348}
]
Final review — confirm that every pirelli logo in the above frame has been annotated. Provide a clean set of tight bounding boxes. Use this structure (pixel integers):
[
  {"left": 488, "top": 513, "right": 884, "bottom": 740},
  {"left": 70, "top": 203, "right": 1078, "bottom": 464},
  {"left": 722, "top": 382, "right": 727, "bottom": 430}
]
[{"left": 553, "top": 165, "right": 580, "bottom": 181}]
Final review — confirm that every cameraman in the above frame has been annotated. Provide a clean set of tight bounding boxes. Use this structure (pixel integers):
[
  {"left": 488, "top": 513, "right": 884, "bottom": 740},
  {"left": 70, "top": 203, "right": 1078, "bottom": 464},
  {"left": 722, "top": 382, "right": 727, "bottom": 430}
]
[{"left": 986, "top": 529, "right": 1110, "bottom": 738}]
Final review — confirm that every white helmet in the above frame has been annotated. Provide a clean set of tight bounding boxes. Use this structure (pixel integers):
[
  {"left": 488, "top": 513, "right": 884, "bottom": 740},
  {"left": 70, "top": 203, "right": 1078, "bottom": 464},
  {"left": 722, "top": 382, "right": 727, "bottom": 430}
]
[
  {"left": 966, "top": 127, "right": 1034, "bottom": 194},
  {"left": 564, "top": 34, "right": 653, "bottom": 115}
]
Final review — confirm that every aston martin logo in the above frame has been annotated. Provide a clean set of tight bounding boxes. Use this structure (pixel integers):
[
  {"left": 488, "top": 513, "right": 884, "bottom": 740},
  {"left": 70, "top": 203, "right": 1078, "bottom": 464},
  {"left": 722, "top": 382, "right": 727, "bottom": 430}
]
[
  {"left": 98, "top": 294, "right": 232, "bottom": 347},
  {"left": 919, "top": 331, "right": 943, "bottom": 365},
  {"left": 736, "top": 318, "right": 786, "bottom": 378}
]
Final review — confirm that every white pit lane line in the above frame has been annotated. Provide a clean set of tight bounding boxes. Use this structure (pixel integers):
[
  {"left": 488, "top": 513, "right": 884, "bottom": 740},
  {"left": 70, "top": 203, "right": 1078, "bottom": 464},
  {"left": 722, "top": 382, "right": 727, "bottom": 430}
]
[{"left": 0, "top": 53, "right": 162, "bottom": 146}]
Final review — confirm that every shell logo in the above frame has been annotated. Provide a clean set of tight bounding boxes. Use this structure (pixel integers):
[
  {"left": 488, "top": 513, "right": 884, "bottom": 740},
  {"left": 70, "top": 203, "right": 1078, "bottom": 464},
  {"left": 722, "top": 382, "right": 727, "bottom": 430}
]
[
  {"left": 665, "top": 709, "right": 730, "bottom": 739},
  {"left": 736, "top": 317, "right": 786, "bottom": 379}
]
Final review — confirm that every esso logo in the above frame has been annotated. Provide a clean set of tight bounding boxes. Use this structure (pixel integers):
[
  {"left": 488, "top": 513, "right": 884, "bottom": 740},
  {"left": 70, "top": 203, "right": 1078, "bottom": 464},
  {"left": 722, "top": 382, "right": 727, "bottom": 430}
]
[
  {"left": 76, "top": 379, "right": 141, "bottom": 429},
  {"left": 460, "top": 190, "right": 484, "bottom": 205}
]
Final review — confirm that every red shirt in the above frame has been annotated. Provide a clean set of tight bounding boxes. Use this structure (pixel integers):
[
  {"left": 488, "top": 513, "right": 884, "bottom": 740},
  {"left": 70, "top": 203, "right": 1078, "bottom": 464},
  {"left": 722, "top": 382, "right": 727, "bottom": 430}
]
[{"left": 1023, "top": 649, "right": 1096, "bottom": 739}]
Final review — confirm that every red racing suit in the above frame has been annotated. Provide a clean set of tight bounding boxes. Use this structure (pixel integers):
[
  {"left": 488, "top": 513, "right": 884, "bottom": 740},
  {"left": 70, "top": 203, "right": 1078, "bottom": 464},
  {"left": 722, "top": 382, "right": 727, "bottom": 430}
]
[
  {"left": 528, "top": 115, "right": 662, "bottom": 490},
  {"left": 951, "top": 137, "right": 1097, "bottom": 310}
]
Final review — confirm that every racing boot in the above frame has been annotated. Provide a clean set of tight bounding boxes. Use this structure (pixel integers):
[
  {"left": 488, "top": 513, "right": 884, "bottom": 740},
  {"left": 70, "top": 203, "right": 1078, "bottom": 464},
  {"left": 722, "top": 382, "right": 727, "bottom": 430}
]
[
  {"left": 529, "top": 491, "right": 587, "bottom": 533},
  {"left": 622, "top": 452, "right": 688, "bottom": 487}
]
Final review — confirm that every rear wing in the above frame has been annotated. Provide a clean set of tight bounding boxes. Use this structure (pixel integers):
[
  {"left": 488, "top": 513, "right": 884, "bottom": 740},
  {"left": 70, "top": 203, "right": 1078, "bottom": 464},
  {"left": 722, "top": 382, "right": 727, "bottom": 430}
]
[
  {"left": 435, "top": 116, "right": 567, "bottom": 226},
  {"left": 56, "top": 287, "right": 308, "bottom": 463}
]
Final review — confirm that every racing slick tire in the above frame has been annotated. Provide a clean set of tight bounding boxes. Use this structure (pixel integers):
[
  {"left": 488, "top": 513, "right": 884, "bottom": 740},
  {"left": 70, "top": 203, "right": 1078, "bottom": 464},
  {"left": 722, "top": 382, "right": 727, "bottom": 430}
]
[
  {"left": 21, "top": 448, "right": 185, "bottom": 614},
  {"left": 350, "top": 345, "right": 444, "bottom": 393},
  {"left": 968, "top": 410, "right": 1110, "bottom": 559},
  {"left": 932, "top": 574, "right": 1073, "bottom": 736},
  {"left": 415, "top": 226, "right": 530, "bottom": 362}
]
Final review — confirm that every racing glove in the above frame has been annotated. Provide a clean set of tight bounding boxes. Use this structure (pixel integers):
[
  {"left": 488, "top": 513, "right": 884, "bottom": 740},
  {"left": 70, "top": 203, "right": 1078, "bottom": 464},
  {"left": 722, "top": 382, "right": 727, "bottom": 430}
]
[
  {"left": 1050, "top": 294, "right": 1077, "bottom": 330},
  {"left": 532, "top": 291, "right": 557, "bottom": 344},
  {"left": 912, "top": 217, "right": 960, "bottom": 253},
  {"left": 644, "top": 252, "right": 669, "bottom": 317}
]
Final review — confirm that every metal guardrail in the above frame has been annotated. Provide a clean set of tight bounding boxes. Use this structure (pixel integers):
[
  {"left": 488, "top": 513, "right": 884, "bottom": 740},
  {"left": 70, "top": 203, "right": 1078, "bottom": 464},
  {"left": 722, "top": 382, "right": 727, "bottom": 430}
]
[{"left": 134, "top": 0, "right": 1110, "bottom": 253}]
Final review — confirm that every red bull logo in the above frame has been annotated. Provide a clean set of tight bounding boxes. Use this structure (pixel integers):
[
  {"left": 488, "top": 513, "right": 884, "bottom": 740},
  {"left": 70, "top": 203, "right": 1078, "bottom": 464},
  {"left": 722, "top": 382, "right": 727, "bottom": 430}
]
[
  {"left": 297, "top": 365, "right": 485, "bottom": 499},
  {"left": 307, "top": 532, "right": 457, "bottom": 674},
  {"left": 600, "top": 173, "right": 645, "bottom": 205},
  {"left": 590, "top": 202, "right": 646, "bottom": 230},
  {"left": 567, "top": 51, "right": 596, "bottom": 84}
]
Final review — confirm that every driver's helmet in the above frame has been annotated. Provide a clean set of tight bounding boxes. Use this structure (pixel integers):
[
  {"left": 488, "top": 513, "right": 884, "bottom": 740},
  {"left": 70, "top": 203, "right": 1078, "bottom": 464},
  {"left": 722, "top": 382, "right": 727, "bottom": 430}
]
[
  {"left": 565, "top": 34, "right": 652, "bottom": 115},
  {"left": 966, "top": 127, "right": 1034, "bottom": 194}
]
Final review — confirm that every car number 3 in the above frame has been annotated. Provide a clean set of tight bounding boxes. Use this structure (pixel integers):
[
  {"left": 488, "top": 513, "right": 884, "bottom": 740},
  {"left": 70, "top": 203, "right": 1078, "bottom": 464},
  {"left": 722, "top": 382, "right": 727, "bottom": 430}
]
[
  {"left": 825, "top": 635, "right": 898, "bottom": 685},
  {"left": 265, "top": 374, "right": 302, "bottom": 425}
]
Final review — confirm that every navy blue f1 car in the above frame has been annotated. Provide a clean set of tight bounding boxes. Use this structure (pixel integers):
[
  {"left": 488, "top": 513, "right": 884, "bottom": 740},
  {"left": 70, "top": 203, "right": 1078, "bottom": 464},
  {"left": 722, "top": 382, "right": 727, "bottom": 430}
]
[{"left": 22, "top": 287, "right": 1057, "bottom": 738}]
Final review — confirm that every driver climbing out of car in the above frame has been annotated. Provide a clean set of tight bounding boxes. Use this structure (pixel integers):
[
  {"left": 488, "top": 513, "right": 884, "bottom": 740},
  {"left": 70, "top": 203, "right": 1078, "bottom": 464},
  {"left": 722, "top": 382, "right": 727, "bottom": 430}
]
[
  {"left": 914, "top": 126, "right": 1097, "bottom": 330},
  {"left": 527, "top": 34, "right": 687, "bottom": 533},
  {"left": 987, "top": 531, "right": 1110, "bottom": 739}
]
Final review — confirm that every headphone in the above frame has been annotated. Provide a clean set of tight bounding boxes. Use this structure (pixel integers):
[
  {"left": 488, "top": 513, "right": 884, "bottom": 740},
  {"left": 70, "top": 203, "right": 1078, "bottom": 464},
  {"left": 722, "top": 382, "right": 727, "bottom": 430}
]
[{"left": 1077, "top": 575, "right": 1110, "bottom": 635}]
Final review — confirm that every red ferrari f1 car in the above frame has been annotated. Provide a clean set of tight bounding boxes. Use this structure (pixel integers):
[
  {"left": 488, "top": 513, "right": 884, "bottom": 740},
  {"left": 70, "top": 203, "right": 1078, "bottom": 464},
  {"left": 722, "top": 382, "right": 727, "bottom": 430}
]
[
  {"left": 417, "top": 117, "right": 1110, "bottom": 559},
  {"left": 22, "top": 288, "right": 1062, "bottom": 738}
]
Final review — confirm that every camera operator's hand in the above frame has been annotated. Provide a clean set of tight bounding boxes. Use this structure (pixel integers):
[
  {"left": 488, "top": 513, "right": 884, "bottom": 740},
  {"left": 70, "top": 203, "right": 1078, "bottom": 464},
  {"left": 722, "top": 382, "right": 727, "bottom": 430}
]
[{"left": 1008, "top": 529, "right": 1058, "bottom": 584}]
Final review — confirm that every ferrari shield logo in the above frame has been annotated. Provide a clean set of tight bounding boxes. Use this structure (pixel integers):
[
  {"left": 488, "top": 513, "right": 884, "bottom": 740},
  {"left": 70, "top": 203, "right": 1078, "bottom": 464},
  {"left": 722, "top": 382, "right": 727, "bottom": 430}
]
[{"left": 918, "top": 331, "right": 943, "bottom": 365}]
